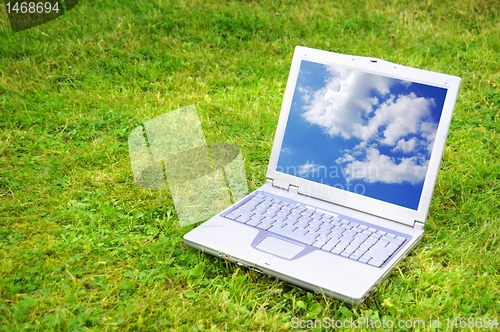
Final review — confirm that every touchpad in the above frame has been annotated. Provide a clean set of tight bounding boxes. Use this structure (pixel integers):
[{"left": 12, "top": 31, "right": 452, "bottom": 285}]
[{"left": 255, "top": 236, "right": 304, "bottom": 259}]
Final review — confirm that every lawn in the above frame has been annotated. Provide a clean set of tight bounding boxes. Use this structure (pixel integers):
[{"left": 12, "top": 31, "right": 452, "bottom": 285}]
[{"left": 0, "top": 0, "right": 499, "bottom": 330}]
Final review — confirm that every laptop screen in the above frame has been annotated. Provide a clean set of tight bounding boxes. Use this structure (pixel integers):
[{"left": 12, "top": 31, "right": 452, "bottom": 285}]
[{"left": 276, "top": 60, "right": 448, "bottom": 210}]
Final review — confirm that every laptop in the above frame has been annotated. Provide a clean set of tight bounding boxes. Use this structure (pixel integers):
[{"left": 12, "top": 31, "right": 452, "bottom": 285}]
[{"left": 184, "top": 46, "right": 461, "bottom": 304}]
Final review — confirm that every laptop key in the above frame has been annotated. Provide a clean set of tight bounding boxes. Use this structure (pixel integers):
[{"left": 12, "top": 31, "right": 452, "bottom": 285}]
[
  {"left": 367, "top": 258, "right": 385, "bottom": 267},
  {"left": 322, "top": 239, "right": 339, "bottom": 251},
  {"left": 364, "top": 237, "right": 378, "bottom": 246},
  {"left": 302, "top": 210, "right": 314, "bottom": 217},
  {"left": 302, "top": 232, "right": 319, "bottom": 244},
  {"left": 317, "top": 228, "right": 332, "bottom": 236},
  {"left": 359, "top": 243, "right": 373, "bottom": 251},
  {"left": 311, "top": 215, "right": 322, "bottom": 222},
  {"left": 320, "top": 214, "right": 332, "bottom": 223},
  {"left": 353, "top": 233, "right": 368, "bottom": 242},
  {"left": 329, "top": 232, "right": 343, "bottom": 241},
  {"left": 319, "top": 223, "right": 334, "bottom": 231},
  {"left": 334, "top": 240, "right": 351, "bottom": 251},
  {"left": 273, "top": 221, "right": 286, "bottom": 229},
  {"left": 309, "top": 219, "right": 323, "bottom": 228},
  {"left": 267, "top": 207, "right": 280, "bottom": 214},
  {"left": 330, "top": 228, "right": 344, "bottom": 236},
  {"left": 260, "top": 217, "right": 273, "bottom": 224},
  {"left": 246, "top": 218, "right": 261, "bottom": 226},
  {"left": 381, "top": 235, "right": 398, "bottom": 244},
  {"left": 273, "top": 215, "right": 287, "bottom": 222},
  {"left": 384, "top": 242, "right": 399, "bottom": 254},
  {"left": 378, "top": 240, "right": 390, "bottom": 247},
  {"left": 345, "top": 243, "right": 358, "bottom": 251},
  {"left": 312, "top": 241, "right": 324, "bottom": 248},
  {"left": 236, "top": 216, "right": 250, "bottom": 223},
  {"left": 256, "top": 222, "right": 272, "bottom": 230},
  {"left": 293, "top": 227, "right": 308, "bottom": 236},
  {"left": 245, "top": 202, "right": 259, "bottom": 209},
  {"left": 297, "top": 216, "right": 312, "bottom": 223},
  {"left": 340, "top": 251, "right": 351, "bottom": 257},
  {"left": 358, "top": 255, "right": 371, "bottom": 263},
  {"left": 292, "top": 206, "right": 306, "bottom": 214},
  {"left": 314, "top": 235, "right": 331, "bottom": 246},
  {"left": 339, "top": 235, "right": 354, "bottom": 244},
  {"left": 369, "top": 251, "right": 390, "bottom": 262},
  {"left": 342, "top": 230, "right": 357, "bottom": 238},
  {"left": 305, "top": 225, "right": 319, "bottom": 233},
  {"left": 282, "top": 224, "right": 297, "bottom": 233},
  {"left": 330, "top": 247, "right": 343, "bottom": 254},
  {"left": 369, "top": 244, "right": 385, "bottom": 254},
  {"left": 350, "top": 249, "right": 366, "bottom": 260},
  {"left": 349, "top": 221, "right": 360, "bottom": 228},
  {"left": 395, "top": 236, "right": 406, "bottom": 243},
  {"left": 263, "top": 212, "right": 277, "bottom": 219},
  {"left": 294, "top": 221, "right": 309, "bottom": 229},
  {"left": 253, "top": 207, "right": 267, "bottom": 215},
  {"left": 225, "top": 211, "right": 240, "bottom": 220},
  {"left": 351, "top": 238, "right": 363, "bottom": 248}
]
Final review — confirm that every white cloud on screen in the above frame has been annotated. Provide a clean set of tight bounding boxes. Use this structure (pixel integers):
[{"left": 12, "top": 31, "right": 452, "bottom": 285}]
[
  {"left": 301, "top": 67, "right": 394, "bottom": 140},
  {"left": 359, "top": 93, "right": 436, "bottom": 146},
  {"left": 298, "top": 163, "right": 323, "bottom": 177},
  {"left": 393, "top": 137, "right": 418, "bottom": 153},
  {"left": 300, "top": 66, "right": 438, "bottom": 185},
  {"left": 339, "top": 148, "right": 429, "bottom": 184}
]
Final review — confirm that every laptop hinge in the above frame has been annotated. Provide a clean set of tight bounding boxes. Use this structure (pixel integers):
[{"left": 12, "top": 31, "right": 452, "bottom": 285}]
[
  {"left": 269, "top": 178, "right": 290, "bottom": 191},
  {"left": 413, "top": 220, "right": 424, "bottom": 230}
]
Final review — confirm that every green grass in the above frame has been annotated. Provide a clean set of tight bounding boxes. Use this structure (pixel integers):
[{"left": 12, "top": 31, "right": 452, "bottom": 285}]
[{"left": 1, "top": 0, "right": 499, "bottom": 330}]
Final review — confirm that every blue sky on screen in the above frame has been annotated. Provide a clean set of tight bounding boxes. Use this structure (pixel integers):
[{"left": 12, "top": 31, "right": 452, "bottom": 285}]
[{"left": 277, "top": 60, "right": 448, "bottom": 209}]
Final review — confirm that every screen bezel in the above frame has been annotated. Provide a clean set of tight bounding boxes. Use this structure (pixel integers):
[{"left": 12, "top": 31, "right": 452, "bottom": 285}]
[{"left": 266, "top": 46, "right": 461, "bottom": 226}]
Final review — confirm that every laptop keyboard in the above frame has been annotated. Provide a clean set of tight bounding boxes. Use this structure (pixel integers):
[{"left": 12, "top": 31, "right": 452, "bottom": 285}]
[{"left": 222, "top": 191, "right": 409, "bottom": 268}]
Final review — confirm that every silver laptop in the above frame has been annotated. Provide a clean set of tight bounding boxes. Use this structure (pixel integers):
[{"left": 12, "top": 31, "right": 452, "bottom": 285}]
[{"left": 184, "top": 46, "right": 461, "bottom": 304}]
